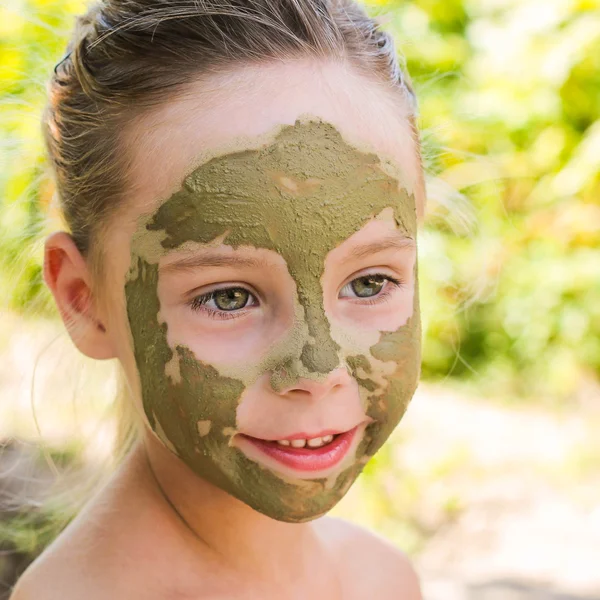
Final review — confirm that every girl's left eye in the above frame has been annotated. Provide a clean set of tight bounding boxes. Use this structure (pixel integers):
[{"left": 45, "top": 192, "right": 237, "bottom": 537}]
[{"left": 339, "top": 274, "right": 402, "bottom": 302}]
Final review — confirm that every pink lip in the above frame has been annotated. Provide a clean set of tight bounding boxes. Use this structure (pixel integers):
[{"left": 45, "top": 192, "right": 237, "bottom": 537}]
[{"left": 239, "top": 426, "right": 359, "bottom": 472}]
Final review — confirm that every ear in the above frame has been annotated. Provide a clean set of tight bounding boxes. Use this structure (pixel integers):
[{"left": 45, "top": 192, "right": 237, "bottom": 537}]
[{"left": 43, "top": 231, "right": 116, "bottom": 360}]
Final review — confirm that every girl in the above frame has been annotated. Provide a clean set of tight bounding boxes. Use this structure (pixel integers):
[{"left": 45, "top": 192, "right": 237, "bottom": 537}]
[{"left": 12, "top": 0, "right": 426, "bottom": 597}]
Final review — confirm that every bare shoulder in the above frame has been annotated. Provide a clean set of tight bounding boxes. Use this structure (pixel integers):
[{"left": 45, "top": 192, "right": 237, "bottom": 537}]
[
  {"left": 8, "top": 579, "right": 28, "bottom": 600},
  {"left": 9, "top": 447, "right": 164, "bottom": 600},
  {"left": 315, "top": 516, "right": 423, "bottom": 600},
  {"left": 8, "top": 576, "right": 31, "bottom": 600},
  {"left": 8, "top": 540, "right": 86, "bottom": 600},
  {"left": 10, "top": 559, "right": 57, "bottom": 600},
  {"left": 8, "top": 499, "right": 126, "bottom": 600}
]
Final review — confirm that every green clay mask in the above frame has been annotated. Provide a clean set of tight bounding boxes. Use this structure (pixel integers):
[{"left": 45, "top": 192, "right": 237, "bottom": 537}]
[{"left": 124, "top": 118, "right": 421, "bottom": 522}]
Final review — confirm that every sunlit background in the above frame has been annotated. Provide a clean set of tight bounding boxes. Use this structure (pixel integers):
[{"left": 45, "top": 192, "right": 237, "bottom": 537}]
[{"left": 1, "top": 0, "right": 599, "bottom": 598}]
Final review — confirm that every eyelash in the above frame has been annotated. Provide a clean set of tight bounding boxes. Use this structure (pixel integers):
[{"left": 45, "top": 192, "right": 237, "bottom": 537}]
[{"left": 187, "top": 273, "right": 404, "bottom": 321}]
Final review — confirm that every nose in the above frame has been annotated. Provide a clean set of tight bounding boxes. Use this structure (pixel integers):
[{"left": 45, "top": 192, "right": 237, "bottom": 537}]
[{"left": 274, "top": 365, "right": 352, "bottom": 402}]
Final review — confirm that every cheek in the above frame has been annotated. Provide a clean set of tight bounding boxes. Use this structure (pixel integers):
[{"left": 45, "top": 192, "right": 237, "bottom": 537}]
[
  {"left": 358, "top": 330, "right": 421, "bottom": 445},
  {"left": 337, "top": 277, "right": 415, "bottom": 333},
  {"left": 372, "top": 314, "right": 421, "bottom": 413},
  {"left": 351, "top": 282, "right": 421, "bottom": 424},
  {"left": 325, "top": 278, "right": 417, "bottom": 370},
  {"left": 155, "top": 277, "right": 299, "bottom": 371},
  {"left": 160, "top": 307, "right": 270, "bottom": 365},
  {"left": 98, "top": 275, "right": 144, "bottom": 404}
]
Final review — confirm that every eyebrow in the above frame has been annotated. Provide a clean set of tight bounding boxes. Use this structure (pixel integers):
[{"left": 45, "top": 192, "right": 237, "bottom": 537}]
[
  {"left": 160, "top": 252, "right": 272, "bottom": 273},
  {"left": 346, "top": 232, "right": 415, "bottom": 261}
]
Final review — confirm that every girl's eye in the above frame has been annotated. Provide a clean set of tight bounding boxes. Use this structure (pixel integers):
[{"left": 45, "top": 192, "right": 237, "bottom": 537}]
[
  {"left": 340, "top": 274, "right": 402, "bottom": 301},
  {"left": 350, "top": 274, "right": 385, "bottom": 298},
  {"left": 211, "top": 288, "right": 251, "bottom": 311},
  {"left": 189, "top": 287, "right": 256, "bottom": 319}
]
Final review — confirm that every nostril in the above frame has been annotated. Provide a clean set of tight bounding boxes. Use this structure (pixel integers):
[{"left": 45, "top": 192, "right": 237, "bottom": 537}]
[{"left": 287, "top": 388, "right": 312, "bottom": 396}]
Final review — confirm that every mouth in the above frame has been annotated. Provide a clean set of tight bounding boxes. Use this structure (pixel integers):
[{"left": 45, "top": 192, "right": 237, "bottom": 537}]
[{"left": 237, "top": 426, "right": 360, "bottom": 473}]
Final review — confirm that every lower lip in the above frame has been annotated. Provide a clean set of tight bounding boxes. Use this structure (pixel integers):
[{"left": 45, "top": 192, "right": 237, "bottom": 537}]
[{"left": 240, "top": 427, "right": 358, "bottom": 473}]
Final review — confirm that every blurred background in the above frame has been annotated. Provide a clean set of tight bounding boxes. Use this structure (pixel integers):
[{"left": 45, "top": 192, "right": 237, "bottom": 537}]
[{"left": 1, "top": 0, "right": 599, "bottom": 598}]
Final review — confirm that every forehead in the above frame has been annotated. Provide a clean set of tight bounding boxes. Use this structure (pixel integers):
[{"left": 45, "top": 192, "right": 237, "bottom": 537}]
[
  {"left": 131, "top": 119, "right": 416, "bottom": 267},
  {"left": 121, "top": 58, "right": 422, "bottom": 226}
]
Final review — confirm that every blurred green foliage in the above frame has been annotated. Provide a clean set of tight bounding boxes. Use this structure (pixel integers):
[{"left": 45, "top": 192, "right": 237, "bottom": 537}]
[
  {"left": 1, "top": 0, "right": 599, "bottom": 402},
  {"left": 375, "top": 0, "right": 600, "bottom": 402}
]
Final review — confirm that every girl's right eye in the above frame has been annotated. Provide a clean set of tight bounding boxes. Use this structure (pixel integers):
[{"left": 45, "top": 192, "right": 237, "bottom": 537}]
[{"left": 189, "top": 287, "right": 258, "bottom": 320}]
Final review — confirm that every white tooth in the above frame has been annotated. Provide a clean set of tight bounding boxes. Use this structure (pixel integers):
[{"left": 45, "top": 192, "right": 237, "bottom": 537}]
[
  {"left": 277, "top": 439, "right": 290, "bottom": 446},
  {"left": 307, "top": 437, "right": 323, "bottom": 448},
  {"left": 291, "top": 439, "right": 306, "bottom": 448},
  {"left": 322, "top": 434, "right": 334, "bottom": 443}
]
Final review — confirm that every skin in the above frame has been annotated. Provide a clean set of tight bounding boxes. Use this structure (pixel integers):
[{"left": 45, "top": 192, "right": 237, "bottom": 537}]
[{"left": 16, "top": 58, "right": 425, "bottom": 599}]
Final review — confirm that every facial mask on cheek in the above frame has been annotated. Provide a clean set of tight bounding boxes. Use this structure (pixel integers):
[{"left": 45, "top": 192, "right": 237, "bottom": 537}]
[{"left": 124, "top": 118, "right": 421, "bottom": 522}]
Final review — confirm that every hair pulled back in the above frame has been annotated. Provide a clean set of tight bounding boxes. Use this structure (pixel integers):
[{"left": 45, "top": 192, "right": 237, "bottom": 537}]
[{"left": 44, "top": 0, "right": 418, "bottom": 259}]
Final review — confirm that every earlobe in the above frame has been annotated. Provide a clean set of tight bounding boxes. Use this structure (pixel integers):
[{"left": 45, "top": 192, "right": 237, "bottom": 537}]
[{"left": 43, "top": 231, "right": 116, "bottom": 360}]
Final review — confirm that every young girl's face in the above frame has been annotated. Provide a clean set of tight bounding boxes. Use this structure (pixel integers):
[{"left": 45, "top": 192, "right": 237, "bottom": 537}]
[{"left": 102, "top": 60, "right": 423, "bottom": 522}]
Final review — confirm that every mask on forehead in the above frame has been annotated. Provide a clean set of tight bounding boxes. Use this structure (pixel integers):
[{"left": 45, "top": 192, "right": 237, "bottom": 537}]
[{"left": 124, "top": 118, "right": 421, "bottom": 522}]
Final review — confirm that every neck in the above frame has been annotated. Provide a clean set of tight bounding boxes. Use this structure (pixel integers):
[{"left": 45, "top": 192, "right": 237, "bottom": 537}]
[{"left": 137, "top": 431, "right": 319, "bottom": 579}]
